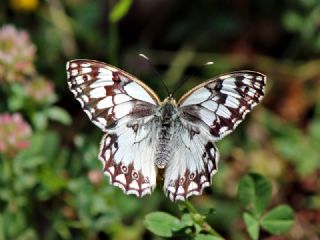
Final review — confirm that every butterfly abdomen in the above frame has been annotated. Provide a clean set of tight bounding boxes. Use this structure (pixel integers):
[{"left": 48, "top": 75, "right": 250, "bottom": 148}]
[
  {"left": 155, "top": 125, "right": 174, "bottom": 168},
  {"left": 155, "top": 101, "right": 177, "bottom": 169}
]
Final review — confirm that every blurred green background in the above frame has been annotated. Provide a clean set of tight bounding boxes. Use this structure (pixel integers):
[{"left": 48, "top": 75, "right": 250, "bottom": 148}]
[{"left": 0, "top": 0, "right": 320, "bottom": 239}]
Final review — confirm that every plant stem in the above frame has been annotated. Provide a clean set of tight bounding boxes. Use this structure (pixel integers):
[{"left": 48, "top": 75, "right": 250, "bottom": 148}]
[{"left": 182, "top": 201, "right": 225, "bottom": 239}]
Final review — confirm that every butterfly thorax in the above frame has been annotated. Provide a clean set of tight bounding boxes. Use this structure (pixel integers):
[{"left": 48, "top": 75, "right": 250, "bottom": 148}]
[{"left": 155, "top": 97, "right": 178, "bottom": 169}]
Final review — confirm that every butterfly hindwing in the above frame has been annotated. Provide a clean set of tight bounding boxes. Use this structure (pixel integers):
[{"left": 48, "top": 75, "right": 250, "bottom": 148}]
[
  {"left": 164, "top": 124, "right": 219, "bottom": 201},
  {"left": 178, "top": 71, "right": 266, "bottom": 140},
  {"left": 99, "top": 119, "right": 158, "bottom": 197}
]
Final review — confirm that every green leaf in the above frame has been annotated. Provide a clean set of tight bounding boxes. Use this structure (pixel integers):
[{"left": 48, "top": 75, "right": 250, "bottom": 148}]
[
  {"left": 238, "top": 173, "right": 272, "bottom": 216},
  {"left": 46, "top": 106, "right": 72, "bottom": 125},
  {"left": 261, "top": 205, "right": 294, "bottom": 235},
  {"left": 39, "top": 168, "right": 67, "bottom": 194},
  {"left": 109, "top": 0, "right": 133, "bottom": 23},
  {"left": 180, "top": 213, "right": 193, "bottom": 228},
  {"left": 195, "top": 233, "right": 223, "bottom": 240},
  {"left": 144, "top": 212, "right": 182, "bottom": 237},
  {"left": 243, "top": 212, "right": 259, "bottom": 240},
  {"left": 15, "top": 173, "right": 37, "bottom": 191},
  {"left": 17, "top": 228, "right": 37, "bottom": 240},
  {"left": 31, "top": 112, "right": 48, "bottom": 130},
  {"left": 7, "top": 84, "right": 25, "bottom": 111},
  {"left": 15, "top": 154, "right": 44, "bottom": 169},
  {"left": 194, "top": 222, "right": 202, "bottom": 234}
]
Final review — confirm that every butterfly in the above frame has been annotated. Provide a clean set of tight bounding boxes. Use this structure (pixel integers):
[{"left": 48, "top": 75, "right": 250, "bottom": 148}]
[{"left": 66, "top": 59, "right": 266, "bottom": 202}]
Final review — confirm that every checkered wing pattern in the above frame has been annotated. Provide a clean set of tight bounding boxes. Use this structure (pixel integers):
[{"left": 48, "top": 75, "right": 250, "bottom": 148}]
[
  {"left": 67, "top": 59, "right": 160, "bottom": 197},
  {"left": 67, "top": 59, "right": 160, "bottom": 130},
  {"left": 163, "top": 71, "right": 266, "bottom": 201}
]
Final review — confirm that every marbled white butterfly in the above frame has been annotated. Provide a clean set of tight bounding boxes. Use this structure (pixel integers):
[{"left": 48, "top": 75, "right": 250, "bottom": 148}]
[{"left": 66, "top": 59, "right": 266, "bottom": 202}]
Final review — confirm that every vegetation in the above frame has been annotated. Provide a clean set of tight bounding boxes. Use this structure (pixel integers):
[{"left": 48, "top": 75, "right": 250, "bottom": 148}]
[{"left": 1, "top": 0, "right": 319, "bottom": 239}]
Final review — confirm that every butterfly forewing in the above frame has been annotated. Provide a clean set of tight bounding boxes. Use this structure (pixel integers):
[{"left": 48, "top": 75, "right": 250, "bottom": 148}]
[
  {"left": 67, "top": 59, "right": 160, "bottom": 197},
  {"left": 178, "top": 71, "right": 266, "bottom": 140},
  {"left": 67, "top": 59, "right": 160, "bottom": 130}
]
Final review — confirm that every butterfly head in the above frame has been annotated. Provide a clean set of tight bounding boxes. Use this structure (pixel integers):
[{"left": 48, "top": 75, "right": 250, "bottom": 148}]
[
  {"left": 157, "top": 95, "right": 178, "bottom": 123},
  {"left": 161, "top": 95, "right": 177, "bottom": 114},
  {"left": 163, "top": 94, "right": 177, "bottom": 106}
]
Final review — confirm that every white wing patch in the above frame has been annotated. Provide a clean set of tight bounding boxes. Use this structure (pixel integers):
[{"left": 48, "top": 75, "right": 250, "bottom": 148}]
[
  {"left": 179, "top": 71, "right": 266, "bottom": 140},
  {"left": 67, "top": 59, "right": 160, "bottom": 197},
  {"left": 99, "top": 119, "right": 158, "bottom": 197},
  {"left": 124, "top": 82, "right": 156, "bottom": 104},
  {"left": 180, "top": 87, "right": 211, "bottom": 107},
  {"left": 166, "top": 71, "right": 266, "bottom": 201},
  {"left": 67, "top": 59, "right": 160, "bottom": 131},
  {"left": 164, "top": 125, "right": 218, "bottom": 202}
]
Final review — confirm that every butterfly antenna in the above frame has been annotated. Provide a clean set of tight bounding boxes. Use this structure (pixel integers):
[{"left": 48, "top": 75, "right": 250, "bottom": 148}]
[
  {"left": 171, "top": 61, "right": 214, "bottom": 97},
  {"left": 139, "top": 53, "right": 170, "bottom": 95}
]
